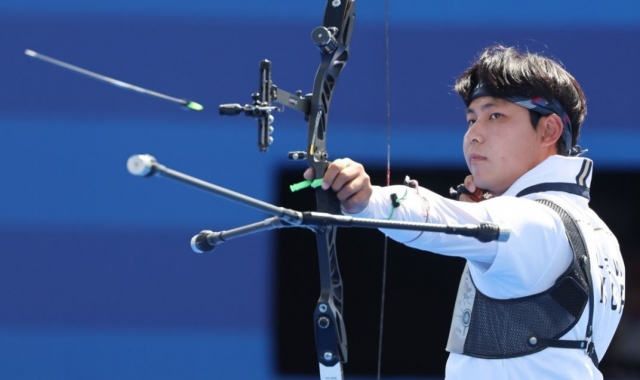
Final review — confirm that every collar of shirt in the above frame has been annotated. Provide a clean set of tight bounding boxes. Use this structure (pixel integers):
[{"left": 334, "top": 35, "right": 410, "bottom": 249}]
[{"left": 502, "top": 155, "right": 594, "bottom": 199}]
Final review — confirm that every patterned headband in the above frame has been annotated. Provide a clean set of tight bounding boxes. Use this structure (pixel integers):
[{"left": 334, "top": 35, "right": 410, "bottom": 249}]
[{"left": 470, "top": 83, "right": 582, "bottom": 156}]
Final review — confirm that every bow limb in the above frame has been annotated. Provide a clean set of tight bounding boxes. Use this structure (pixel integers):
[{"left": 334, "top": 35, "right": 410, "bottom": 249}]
[{"left": 307, "top": 1, "right": 356, "bottom": 379}]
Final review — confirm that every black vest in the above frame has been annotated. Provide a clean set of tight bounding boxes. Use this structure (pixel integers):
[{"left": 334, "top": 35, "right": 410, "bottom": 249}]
[{"left": 446, "top": 199, "right": 598, "bottom": 366}]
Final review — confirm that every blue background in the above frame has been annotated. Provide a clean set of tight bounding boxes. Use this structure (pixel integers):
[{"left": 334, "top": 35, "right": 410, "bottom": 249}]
[{"left": 1, "top": 1, "right": 638, "bottom": 379}]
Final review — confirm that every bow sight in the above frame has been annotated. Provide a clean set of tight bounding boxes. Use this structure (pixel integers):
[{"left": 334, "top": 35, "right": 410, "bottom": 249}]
[{"left": 218, "top": 25, "right": 344, "bottom": 154}]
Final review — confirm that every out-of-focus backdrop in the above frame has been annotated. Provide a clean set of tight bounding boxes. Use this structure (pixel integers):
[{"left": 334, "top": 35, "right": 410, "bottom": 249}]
[{"left": 1, "top": 1, "right": 638, "bottom": 379}]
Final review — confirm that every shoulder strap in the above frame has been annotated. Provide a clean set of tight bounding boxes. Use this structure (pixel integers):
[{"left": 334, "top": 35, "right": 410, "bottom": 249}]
[{"left": 535, "top": 199, "right": 598, "bottom": 367}]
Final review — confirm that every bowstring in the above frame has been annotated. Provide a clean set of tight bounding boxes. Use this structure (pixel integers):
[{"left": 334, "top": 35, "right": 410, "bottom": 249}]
[{"left": 377, "top": 0, "right": 391, "bottom": 379}]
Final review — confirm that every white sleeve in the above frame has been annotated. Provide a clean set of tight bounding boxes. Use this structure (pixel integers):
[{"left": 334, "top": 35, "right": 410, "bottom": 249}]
[
  {"left": 348, "top": 185, "right": 498, "bottom": 264},
  {"left": 349, "top": 185, "right": 573, "bottom": 297}
]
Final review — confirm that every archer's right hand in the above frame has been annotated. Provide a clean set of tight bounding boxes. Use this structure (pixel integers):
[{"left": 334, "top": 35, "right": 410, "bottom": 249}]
[{"left": 457, "top": 175, "right": 491, "bottom": 203}]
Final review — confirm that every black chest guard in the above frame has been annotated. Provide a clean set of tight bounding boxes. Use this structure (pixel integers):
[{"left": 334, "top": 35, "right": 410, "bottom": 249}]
[{"left": 446, "top": 199, "right": 598, "bottom": 366}]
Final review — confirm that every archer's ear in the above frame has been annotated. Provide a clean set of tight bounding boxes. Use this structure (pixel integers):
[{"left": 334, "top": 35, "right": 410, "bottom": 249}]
[{"left": 540, "top": 113, "right": 564, "bottom": 148}]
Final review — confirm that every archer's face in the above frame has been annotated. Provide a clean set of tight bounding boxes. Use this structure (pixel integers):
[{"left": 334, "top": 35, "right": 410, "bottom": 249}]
[{"left": 463, "top": 96, "right": 547, "bottom": 196}]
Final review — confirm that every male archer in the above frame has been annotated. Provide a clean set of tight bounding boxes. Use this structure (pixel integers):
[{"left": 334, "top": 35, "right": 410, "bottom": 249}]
[{"left": 305, "top": 45, "right": 625, "bottom": 379}]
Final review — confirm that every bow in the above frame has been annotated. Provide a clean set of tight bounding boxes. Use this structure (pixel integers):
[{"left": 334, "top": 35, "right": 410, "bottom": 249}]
[
  {"left": 219, "top": 2, "right": 356, "bottom": 377},
  {"left": 300, "top": 2, "right": 356, "bottom": 378}
]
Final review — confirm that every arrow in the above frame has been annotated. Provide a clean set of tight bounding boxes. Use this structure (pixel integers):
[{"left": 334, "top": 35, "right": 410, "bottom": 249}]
[{"left": 24, "top": 49, "right": 203, "bottom": 111}]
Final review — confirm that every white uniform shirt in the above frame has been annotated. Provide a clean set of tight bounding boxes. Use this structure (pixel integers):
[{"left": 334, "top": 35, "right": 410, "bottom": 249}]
[{"left": 350, "top": 156, "right": 625, "bottom": 380}]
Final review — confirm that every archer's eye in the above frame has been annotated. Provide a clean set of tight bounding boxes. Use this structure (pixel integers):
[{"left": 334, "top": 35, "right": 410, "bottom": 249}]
[
  {"left": 489, "top": 113, "right": 503, "bottom": 120},
  {"left": 467, "top": 119, "right": 476, "bottom": 127}
]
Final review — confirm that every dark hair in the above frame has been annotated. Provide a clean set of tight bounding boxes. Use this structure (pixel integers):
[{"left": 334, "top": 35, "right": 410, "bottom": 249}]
[{"left": 455, "top": 45, "right": 587, "bottom": 155}]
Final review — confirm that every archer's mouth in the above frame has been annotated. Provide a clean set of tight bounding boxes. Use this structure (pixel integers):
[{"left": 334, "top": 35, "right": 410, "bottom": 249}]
[{"left": 468, "top": 153, "right": 487, "bottom": 163}]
